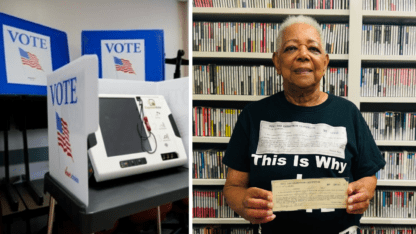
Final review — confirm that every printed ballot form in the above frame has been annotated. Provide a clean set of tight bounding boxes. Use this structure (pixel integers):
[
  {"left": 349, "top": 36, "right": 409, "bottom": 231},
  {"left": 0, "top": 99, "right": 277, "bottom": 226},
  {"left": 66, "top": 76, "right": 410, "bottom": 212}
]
[{"left": 272, "top": 178, "right": 348, "bottom": 212}]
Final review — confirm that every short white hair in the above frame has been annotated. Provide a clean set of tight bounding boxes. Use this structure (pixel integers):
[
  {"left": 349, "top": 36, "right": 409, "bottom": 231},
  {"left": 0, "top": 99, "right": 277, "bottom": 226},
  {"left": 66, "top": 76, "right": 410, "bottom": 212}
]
[{"left": 276, "top": 15, "right": 326, "bottom": 54}]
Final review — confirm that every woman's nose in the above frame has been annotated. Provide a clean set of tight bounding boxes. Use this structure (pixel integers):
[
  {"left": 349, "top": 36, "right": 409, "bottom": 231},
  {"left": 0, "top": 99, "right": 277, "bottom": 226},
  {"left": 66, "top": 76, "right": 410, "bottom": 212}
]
[{"left": 296, "top": 45, "right": 310, "bottom": 62}]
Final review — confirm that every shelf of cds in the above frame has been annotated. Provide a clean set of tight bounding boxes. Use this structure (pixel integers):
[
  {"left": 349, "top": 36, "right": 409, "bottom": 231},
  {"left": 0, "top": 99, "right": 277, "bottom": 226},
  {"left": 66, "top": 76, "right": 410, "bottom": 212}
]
[
  {"left": 193, "top": 217, "right": 416, "bottom": 225},
  {"left": 193, "top": 225, "right": 254, "bottom": 234},
  {"left": 360, "top": 226, "right": 416, "bottom": 234},
  {"left": 363, "top": 10, "right": 416, "bottom": 16},
  {"left": 193, "top": 180, "right": 416, "bottom": 187},
  {"left": 194, "top": 52, "right": 349, "bottom": 60},
  {"left": 362, "top": 112, "right": 416, "bottom": 141},
  {"left": 192, "top": 8, "right": 350, "bottom": 17},
  {"left": 193, "top": 65, "right": 348, "bottom": 97},
  {"left": 192, "top": 1, "right": 416, "bottom": 231},
  {"left": 193, "top": 95, "right": 265, "bottom": 101},
  {"left": 192, "top": 22, "right": 349, "bottom": 55}
]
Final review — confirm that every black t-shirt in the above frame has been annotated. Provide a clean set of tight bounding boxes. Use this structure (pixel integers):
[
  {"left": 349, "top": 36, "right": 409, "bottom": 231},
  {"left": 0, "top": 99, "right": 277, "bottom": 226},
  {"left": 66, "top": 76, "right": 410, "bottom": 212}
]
[{"left": 223, "top": 91, "right": 386, "bottom": 234}]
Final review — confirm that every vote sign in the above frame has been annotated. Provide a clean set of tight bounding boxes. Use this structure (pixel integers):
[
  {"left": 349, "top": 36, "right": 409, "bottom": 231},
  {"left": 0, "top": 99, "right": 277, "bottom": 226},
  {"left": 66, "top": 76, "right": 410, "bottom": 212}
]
[
  {"left": 101, "top": 39, "right": 145, "bottom": 80},
  {"left": 0, "top": 13, "right": 69, "bottom": 96},
  {"left": 47, "top": 55, "right": 99, "bottom": 207},
  {"left": 82, "top": 30, "right": 164, "bottom": 81}
]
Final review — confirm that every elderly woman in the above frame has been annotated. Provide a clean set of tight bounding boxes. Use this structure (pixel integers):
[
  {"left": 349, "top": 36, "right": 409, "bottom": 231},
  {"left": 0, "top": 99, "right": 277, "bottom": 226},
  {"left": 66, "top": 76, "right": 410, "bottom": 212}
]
[{"left": 222, "top": 15, "right": 385, "bottom": 234}]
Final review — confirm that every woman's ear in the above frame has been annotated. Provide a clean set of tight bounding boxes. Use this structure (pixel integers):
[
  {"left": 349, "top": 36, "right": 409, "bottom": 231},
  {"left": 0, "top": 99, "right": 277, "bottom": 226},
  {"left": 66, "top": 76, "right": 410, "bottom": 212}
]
[
  {"left": 323, "top": 53, "right": 330, "bottom": 75},
  {"left": 272, "top": 52, "right": 281, "bottom": 75}
]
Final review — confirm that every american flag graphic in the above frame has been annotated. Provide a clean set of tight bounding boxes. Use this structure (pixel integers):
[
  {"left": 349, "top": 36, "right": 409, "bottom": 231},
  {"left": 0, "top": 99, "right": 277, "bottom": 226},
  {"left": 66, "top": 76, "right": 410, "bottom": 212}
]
[
  {"left": 19, "top": 48, "right": 43, "bottom": 71},
  {"left": 56, "top": 112, "right": 73, "bottom": 162},
  {"left": 114, "top": 56, "right": 135, "bottom": 74}
]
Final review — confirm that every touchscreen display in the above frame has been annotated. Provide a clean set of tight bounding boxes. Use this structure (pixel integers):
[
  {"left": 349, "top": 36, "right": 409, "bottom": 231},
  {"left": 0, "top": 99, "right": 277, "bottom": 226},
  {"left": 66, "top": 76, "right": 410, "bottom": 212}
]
[{"left": 99, "top": 97, "right": 151, "bottom": 157}]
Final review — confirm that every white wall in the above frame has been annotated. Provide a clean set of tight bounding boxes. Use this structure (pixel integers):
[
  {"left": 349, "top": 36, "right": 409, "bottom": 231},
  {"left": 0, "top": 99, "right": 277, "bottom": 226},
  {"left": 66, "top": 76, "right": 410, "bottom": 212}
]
[{"left": 1, "top": 0, "right": 188, "bottom": 80}]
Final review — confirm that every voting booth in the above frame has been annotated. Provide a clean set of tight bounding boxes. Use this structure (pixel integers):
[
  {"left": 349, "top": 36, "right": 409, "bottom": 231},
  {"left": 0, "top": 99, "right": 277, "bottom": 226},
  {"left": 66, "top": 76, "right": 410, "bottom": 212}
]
[
  {"left": 0, "top": 12, "right": 69, "bottom": 96},
  {"left": 47, "top": 55, "right": 98, "bottom": 206},
  {"left": 81, "top": 30, "right": 165, "bottom": 82},
  {"left": 0, "top": 12, "right": 70, "bottom": 211},
  {"left": 47, "top": 55, "right": 188, "bottom": 206}
]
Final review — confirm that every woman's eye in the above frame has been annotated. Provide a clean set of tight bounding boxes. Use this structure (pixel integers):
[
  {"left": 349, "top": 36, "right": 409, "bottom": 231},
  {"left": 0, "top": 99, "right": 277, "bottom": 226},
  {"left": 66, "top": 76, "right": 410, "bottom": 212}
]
[
  {"left": 309, "top": 47, "right": 321, "bottom": 53},
  {"left": 284, "top": 46, "right": 296, "bottom": 52}
]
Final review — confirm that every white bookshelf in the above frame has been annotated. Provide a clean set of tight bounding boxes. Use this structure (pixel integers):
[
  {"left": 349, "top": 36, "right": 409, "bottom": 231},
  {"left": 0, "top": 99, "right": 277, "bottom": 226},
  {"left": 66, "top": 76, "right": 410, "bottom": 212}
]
[
  {"left": 360, "top": 218, "right": 416, "bottom": 225},
  {"left": 192, "top": 3, "right": 416, "bottom": 229},
  {"left": 193, "top": 52, "right": 349, "bottom": 61},
  {"left": 194, "top": 95, "right": 348, "bottom": 101},
  {"left": 194, "top": 217, "right": 416, "bottom": 225},
  {"left": 193, "top": 218, "right": 250, "bottom": 224},
  {"left": 361, "top": 55, "right": 416, "bottom": 62},
  {"left": 193, "top": 179, "right": 416, "bottom": 187},
  {"left": 362, "top": 10, "right": 416, "bottom": 19},
  {"left": 193, "top": 8, "right": 350, "bottom": 16},
  {"left": 193, "top": 138, "right": 416, "bottom": 146},
  {"left": 193, "top": 137, "right": 230, "bottom": 143},
  {"left": 377, "top": 180, "right": 416, "bottom": 186},
  {"left": 193, "top": 179, "right": 226, "bottom": 185},
  {"left": 193, "top": 94, "right": 265, "bottom": 101},
  {"left": 375, "top": 141, "right": 416, "bottom": 146},
  {"left": 360, "top": 97, "right": 416, "bottom": 103}
]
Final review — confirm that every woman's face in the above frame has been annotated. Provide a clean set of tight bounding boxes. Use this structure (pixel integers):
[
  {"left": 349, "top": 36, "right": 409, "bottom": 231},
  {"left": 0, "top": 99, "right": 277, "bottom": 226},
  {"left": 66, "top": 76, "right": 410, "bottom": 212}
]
[{"left": 273, "top": 23, "right": 329, "bottom": 91}]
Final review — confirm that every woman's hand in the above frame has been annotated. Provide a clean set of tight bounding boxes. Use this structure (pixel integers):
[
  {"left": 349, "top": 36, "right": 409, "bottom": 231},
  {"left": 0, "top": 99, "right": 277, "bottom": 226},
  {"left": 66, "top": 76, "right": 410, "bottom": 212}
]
[
  {"left": 241, "top": 187, "right": 275, "bottom": 224},
  {"left": 223, "top": 168, "right": 275, "bottom": 224},
  {"left": 346, "top": 175, "right": 377, "bottom": 214}
]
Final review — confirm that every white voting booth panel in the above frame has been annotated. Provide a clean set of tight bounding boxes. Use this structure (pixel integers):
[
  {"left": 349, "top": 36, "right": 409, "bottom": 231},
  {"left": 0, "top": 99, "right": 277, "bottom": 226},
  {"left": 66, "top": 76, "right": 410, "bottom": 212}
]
[
  {"left": 47, "top": 56, "right": 188, "bottom": 205},
  {"left": 47, "top": 55, "right": 99, "bottom": 207},
  {"left": 88, "top": 94, "right": 188, "bottom": 182}
]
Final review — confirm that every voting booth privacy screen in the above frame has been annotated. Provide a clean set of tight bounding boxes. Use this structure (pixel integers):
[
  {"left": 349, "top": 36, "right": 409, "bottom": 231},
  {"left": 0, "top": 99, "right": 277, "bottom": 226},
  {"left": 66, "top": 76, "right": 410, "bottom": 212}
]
[
  {"left": 81, "top": 30, "right": 165, "bottom": 81},
  {"left": 47, "top": 55, "right": 99, "bottom": 207},
  {"left": 0, "top": 13, "right": 69, "bottom": 96}
]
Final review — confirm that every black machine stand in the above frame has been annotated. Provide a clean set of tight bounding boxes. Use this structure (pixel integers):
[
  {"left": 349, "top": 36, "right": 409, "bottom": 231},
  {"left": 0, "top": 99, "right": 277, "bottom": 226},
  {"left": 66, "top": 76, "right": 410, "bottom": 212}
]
[
  {"left": 15, "top": 98, "right": 44, "bottom": 205},
  {"left": 165, "top": 49, "right": 189, "bottom": 79},
  {"left": 21, "top": 116, "right": 44, "bottom": 205},
  {"left": 2, "top": 112, "right": 20, "bottom": 211}
]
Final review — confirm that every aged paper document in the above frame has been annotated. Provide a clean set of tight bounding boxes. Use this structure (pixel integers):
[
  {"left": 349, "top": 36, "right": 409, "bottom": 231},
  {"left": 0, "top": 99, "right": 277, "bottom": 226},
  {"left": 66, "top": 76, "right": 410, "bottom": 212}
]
[{"left": 272, "top": 178, "right": 348, "bottom": 212}]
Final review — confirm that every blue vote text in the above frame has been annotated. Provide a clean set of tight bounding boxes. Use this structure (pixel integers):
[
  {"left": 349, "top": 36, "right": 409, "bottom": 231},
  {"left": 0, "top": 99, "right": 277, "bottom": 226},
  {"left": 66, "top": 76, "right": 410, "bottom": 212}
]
[
  {"left": 105, "top": 42, "right": 142, "bottom": 53},
  {"left": 49, "top": 77, "right": 78, "bottom": 106},
  {"left": 8, "top": 30, "right": 47, "bottom": 49}
]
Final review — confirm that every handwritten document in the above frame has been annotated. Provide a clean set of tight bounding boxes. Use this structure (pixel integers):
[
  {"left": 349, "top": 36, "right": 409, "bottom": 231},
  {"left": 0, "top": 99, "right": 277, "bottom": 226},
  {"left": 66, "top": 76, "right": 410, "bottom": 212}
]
[
  {"left": 272, "top": 178, "right": 348, "bottom": 212},
  {"left": 256, "top": 121, "right": 347, "bottom": 159}
]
